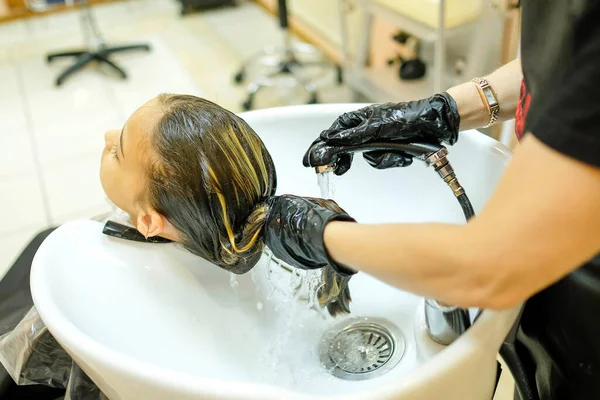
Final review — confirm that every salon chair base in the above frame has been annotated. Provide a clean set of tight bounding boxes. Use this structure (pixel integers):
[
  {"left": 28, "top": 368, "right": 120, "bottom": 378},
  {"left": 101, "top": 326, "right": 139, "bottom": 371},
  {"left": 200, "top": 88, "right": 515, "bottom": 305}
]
[
  {"left": 234, "top": 43, "right": 342, "bottom": 111},
  {"left": 47, "top": 44, "right": 151, "bottom": 87}
]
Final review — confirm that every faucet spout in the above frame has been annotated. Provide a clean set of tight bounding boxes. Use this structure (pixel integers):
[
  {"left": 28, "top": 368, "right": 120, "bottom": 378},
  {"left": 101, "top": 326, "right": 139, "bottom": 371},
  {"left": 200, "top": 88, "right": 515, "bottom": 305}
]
[
  {"left": 306, "top": 140, "right": 444, "bottom": 172},
  {"left": 424, "top": 299, "right": 471, "bottom": 345}
]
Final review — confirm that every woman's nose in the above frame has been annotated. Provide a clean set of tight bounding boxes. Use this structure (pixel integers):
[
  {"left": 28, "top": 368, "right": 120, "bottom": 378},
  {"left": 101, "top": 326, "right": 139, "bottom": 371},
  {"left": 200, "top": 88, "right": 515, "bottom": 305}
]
[{"left": 104, "top": 130, "right": 117, "bottom": 150}]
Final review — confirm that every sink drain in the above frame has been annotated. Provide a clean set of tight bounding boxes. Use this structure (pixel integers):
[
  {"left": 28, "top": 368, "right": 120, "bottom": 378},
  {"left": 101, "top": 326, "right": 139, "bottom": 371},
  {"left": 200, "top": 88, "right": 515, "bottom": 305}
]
[{"left": 319, "top": 317, "right": 405, "bottom": 380}]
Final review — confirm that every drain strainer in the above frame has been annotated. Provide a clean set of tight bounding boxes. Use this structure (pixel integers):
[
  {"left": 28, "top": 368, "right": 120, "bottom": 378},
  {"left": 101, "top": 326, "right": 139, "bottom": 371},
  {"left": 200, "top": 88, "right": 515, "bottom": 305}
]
[{"left": 319, "top": 317, "right": 405, "bottom": 380}]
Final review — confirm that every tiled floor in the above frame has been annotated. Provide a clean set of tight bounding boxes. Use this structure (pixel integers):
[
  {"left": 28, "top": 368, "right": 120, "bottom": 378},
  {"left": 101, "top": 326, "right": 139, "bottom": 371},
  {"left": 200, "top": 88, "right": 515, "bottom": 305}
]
[{"left": 0, "top": 1, "right": 514, "bottom": 397}]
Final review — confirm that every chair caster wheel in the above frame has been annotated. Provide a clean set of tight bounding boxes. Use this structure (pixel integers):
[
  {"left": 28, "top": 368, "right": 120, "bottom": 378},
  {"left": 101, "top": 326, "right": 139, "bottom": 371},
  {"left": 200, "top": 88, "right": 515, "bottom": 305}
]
[
  {"left": 234, "top": 70, "right": 245, "bottom": 84},
  {"left": 242, "top": 99, "right": 253, "bottom": 111},
  {"left": 308, "top": 94, "right": 319, "bottom": 104}
]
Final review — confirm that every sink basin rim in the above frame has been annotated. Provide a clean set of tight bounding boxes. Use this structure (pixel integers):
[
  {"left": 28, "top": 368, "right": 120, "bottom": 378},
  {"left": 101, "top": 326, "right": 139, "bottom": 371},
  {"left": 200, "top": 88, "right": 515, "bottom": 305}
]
[
  {"left": 31, "top": 220, "right": 423, "bottom": 400},
  {"left": 29, "top": 104, "right": 515, "bottom": 399}
]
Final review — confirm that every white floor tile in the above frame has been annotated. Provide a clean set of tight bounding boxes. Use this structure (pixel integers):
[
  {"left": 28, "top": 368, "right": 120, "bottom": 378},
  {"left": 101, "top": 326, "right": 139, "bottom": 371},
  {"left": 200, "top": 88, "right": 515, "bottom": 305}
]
[
  {"left": 41, "top": 152, "right": 109, "bottom": 223},
  {"left": 0, "top": 20, "right": 28, "bottom": 48},
  {"left": 95, "top": 0, "right": 176, "bottom": 28},
  {"left": 102, "top": 35, "right": 203, "bottom": 115},
  {"left": 0, "top": 61, "right": 20, "bottom": 97},
  {"left": 28, "top": 91, "right": 121, "bottom": 166},
  {"left": 0, "top": 63, "right": 29, "bottom": 134},
  {"left": 17, "top": 55, "right": 123, "bottom": 165},
  {"left": 0, "top": 94, "right": 29, "bottom": 135},
  {"left": 27, "top": 11, "right": 81, "bottom": 40},
  {"left": 201, "top": 2, "right": 280, "bottom": 59},
  {"left": 18, "top": 56, "right": 105, "bottom": 100},
  {"left": 0, "top": 48, "right": 10, "bottom": 65},
  {"left": 35, "top": 120, "right": 115, "bottom": 167},
  {"left": 12, "top": 32, "right": 85, "bottom": 64},
  {"left": 0, "top": 131, "right": 37, "bottom": 178},
  {"left": 0, "top": 173, "right": 48, "bottom": 234}
]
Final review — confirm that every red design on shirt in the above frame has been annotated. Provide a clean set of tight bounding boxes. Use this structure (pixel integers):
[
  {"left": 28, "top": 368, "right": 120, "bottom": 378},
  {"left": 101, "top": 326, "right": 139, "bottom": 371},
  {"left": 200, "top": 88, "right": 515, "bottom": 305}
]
[{"left": 515, "top": 79, "right": 531, "bottom": 141}]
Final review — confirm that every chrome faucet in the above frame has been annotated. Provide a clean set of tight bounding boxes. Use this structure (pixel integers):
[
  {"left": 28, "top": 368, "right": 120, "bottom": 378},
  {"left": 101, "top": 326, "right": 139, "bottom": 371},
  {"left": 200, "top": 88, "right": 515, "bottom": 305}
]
[{"left": 424, "top": 299, "right": 472, "bottom": 345}]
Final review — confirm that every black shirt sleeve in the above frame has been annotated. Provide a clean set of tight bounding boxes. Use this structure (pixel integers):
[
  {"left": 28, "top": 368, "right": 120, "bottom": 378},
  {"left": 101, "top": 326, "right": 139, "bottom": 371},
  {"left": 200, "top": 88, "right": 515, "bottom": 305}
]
[{"left": 525, "top": 3, "right": 600, "bottom": 168}]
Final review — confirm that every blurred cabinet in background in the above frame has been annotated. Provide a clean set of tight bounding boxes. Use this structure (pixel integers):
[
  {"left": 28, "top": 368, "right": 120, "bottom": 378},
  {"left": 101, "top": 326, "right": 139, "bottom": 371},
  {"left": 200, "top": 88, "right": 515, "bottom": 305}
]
[
  {"left": 0, "top": 0, "right": 119, "bottom": 21},
  {"left": 288, "top": 0, "right": 362, "bottom": 56},
  {"left": 254, "top": 0, "right": 360, "bottom": 64},
  {"left": 345, "top": 0, "right": 504, "bottom": 102},
  {"left": 254, "top": 0, "right": 507, "bottom": 104}
]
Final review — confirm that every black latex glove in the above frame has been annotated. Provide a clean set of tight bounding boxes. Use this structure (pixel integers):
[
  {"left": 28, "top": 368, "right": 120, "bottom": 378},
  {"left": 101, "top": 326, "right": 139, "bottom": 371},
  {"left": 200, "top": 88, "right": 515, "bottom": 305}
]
[
  {"left": 265, "top": 195, "right": 357, "bottom": 316},
  {"left": 303, "top": 92, "right": 460, "bottom": 175},
  {"left": 265, "top": 195, "right": 356, "bottom": 276}
]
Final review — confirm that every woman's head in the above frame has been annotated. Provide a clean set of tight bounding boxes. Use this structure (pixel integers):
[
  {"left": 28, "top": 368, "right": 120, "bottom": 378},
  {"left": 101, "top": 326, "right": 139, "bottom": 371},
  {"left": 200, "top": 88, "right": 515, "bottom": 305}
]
[{"left": 100, "top": 94, "right": 276, "bottom": 273}]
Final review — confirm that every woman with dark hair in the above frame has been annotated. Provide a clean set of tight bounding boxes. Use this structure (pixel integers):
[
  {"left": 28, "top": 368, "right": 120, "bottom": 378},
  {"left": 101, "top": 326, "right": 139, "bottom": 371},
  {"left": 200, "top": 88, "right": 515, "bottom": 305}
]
[{"left": 100, "top": 94, "right": 355, "bottom": 316}]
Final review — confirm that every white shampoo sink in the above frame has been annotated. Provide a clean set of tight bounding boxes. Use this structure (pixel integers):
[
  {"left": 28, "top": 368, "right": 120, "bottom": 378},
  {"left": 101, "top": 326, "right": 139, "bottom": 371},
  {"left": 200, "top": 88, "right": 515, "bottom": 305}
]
[{"left": 31, "top": 104, "right": 520, "bottom": 400}]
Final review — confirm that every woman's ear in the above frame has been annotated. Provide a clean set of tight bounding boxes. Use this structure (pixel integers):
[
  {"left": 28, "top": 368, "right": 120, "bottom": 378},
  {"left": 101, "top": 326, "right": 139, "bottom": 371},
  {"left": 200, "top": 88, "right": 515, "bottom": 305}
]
[
  {"left": 136, "top": 210, "right": 163, "bottom": 238},
  {"left": 136, "top": 210, "right": 180, "bottom": 241}
]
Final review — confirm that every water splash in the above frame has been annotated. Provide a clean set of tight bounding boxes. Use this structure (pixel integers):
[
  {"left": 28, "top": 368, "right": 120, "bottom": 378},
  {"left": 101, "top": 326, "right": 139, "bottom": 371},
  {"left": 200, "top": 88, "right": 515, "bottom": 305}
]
[
  {"left": 317, "top": 171, "right": 335, "bottom": 199},
  {"left": 238, "top": 192, "right": 340, "bottom": 388},
  {"left": 306, "top": 270, "right": 327, "bottom": 316},
  {"left": 229, "top": 272, "right": 239, "bottom": 293},
  {"left": 314, "top": 171, "right": 336, "bottom": 317},
  {"left": 254, "top": 255, "right": 333, "bottom": 387},
  {"left": 265, "top": 257, "right": 278, "bottom": 301}
]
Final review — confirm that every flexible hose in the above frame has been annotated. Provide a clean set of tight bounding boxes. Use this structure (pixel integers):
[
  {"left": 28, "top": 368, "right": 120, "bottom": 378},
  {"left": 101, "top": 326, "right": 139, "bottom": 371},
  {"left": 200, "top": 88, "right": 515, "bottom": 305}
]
[
  {"left": 441, "top": 180, "right": 475, "bottom": 333},
  {"left": 457, "top": 193, "right": 475, "bottom": 221}
]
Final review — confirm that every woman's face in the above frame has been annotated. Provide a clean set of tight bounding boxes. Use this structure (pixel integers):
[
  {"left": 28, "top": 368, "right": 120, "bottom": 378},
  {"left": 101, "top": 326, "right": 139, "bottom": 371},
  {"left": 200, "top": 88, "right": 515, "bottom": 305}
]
[{"left": 100, "top": 98, "right": 162, "bottom": 223}]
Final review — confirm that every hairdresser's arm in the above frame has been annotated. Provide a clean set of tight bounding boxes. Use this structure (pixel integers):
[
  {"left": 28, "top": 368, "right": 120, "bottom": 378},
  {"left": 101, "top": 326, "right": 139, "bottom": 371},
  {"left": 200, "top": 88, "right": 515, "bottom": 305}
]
[
  {"left": 323, "top": 134, "right": 600, "bottom": 310},
  {"left": 448, "top": 58, "right": 523, "bottom": 131}
]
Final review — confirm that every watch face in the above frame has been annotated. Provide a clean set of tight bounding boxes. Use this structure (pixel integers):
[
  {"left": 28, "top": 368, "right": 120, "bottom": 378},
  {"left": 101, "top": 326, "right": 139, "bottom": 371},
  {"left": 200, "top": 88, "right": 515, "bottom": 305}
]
[{"left": 484, "top": 88, "right": 497, "bottom": 105}]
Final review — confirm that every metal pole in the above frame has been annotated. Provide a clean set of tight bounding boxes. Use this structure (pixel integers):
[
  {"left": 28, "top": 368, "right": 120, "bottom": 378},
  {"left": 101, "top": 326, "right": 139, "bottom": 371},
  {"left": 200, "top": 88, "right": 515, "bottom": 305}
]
[
  {"left": 79, "top": 0, "right": 105, "bottom": 50},
  {"left": 434, "top": 0, "right": 446, "bottom": 93},
  {"left": 338, "top": 0, "right": 351, "bottom": 71}
]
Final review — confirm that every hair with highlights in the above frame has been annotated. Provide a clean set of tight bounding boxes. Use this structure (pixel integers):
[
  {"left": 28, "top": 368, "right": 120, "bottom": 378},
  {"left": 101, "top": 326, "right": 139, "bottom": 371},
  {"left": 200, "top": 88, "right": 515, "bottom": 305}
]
[{"left": 146, "top": 94, "right": 276, "bottom": 274}]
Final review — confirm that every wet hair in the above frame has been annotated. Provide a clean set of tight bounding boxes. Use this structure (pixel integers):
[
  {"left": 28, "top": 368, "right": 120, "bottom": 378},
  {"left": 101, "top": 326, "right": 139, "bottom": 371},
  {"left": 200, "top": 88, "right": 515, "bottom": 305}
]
[
  {"left": 142, "top": 94, "right": 352, "bottom": 317},
  {"left": 145, "top": 94, "right": 276, "bottom": 274}
]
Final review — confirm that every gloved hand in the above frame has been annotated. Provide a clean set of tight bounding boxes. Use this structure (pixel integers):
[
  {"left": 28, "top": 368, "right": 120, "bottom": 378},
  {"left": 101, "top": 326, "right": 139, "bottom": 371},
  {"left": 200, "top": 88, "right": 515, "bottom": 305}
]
[
  {"left": 265, "top": 195, "right": 356, "bottom": 276},
  {"left": 303, "top": 92, "right": 460, "bottom": 175},
  {"left": 265, "top": 195, "right": 357, "bottom": 315}
]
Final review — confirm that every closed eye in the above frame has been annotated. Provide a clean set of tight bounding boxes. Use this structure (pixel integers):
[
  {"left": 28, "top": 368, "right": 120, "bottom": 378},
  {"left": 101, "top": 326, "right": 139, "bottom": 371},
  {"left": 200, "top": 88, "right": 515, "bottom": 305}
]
[{"left": 111, "top": 144, "right": 120, "bottom": 161}]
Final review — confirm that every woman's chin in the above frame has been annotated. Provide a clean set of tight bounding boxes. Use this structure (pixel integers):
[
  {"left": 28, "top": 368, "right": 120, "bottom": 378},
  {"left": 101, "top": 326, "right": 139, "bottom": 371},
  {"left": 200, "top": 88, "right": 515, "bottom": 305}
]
[{"left": 105, "top": 198, "right": 135, "bottom": 226}]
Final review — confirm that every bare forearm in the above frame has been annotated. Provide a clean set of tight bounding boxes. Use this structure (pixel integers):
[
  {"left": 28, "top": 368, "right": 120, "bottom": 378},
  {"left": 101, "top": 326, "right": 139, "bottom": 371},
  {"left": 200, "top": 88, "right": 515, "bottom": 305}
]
[
  {"left": 324, "top": 221, "right": 488, "bottom": 307},
  {"left": 324, "top": 136, "right": 600, "bottom": 309},
  {"left": 446, "top": 58, "right": 523, "bottom": 131}
]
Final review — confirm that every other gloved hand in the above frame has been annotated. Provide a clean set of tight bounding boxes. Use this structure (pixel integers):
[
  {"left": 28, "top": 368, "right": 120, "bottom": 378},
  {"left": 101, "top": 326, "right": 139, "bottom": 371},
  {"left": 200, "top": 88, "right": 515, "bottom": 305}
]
[
  {"left": 265, "top": 195, "right": 356, "bottom": 315},
  {"left": 302, "top": 92, "right": 460, "bottom": 175}
]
